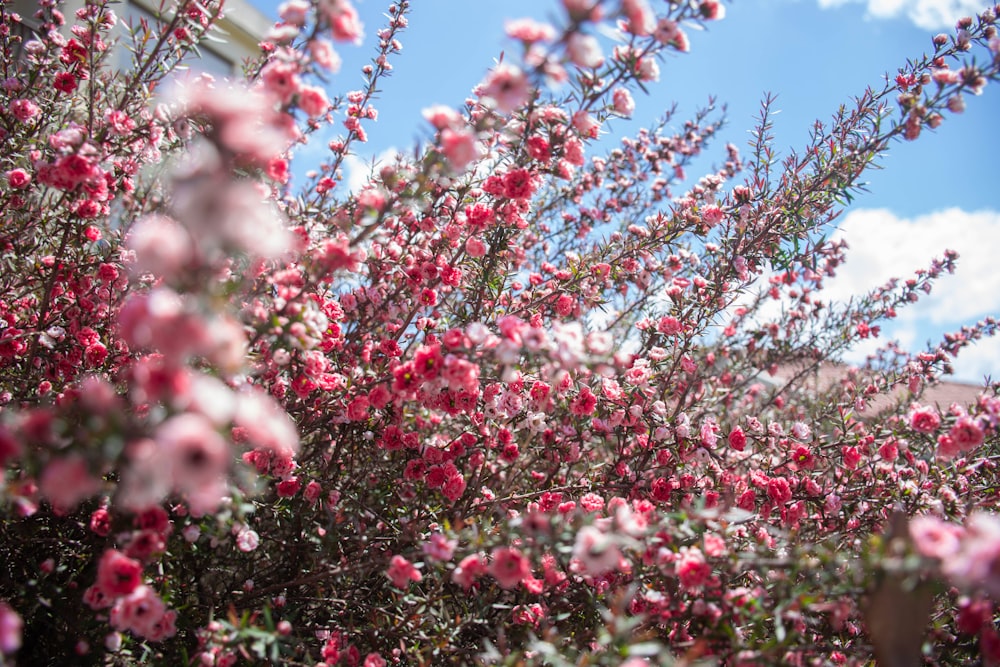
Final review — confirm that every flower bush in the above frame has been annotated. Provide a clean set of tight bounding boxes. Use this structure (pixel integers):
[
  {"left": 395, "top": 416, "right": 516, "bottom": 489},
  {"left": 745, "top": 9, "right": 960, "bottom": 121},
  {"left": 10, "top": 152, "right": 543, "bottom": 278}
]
[{"left": 1, "top": 0, "right": 1000, "bottom": 664}]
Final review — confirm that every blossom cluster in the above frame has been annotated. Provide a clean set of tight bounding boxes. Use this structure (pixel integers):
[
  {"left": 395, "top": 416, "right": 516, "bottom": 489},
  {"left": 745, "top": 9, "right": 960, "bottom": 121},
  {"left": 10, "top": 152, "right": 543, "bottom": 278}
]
[{"left": 1, "top": 0, "right": 1000, "bottom": 665}]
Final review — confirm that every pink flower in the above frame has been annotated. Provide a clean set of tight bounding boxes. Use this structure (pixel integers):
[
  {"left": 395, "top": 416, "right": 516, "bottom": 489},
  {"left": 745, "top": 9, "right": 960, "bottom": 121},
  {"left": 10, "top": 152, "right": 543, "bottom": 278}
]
[
  {"left": 909, "top": 404, "right": 941, "bottom": 433},
  {"left": 452, "top": 553, "right": 487, "bottom": 589},
  {"left": 386, "top": 555, "right": 422, "bottom": 588},
  {"left": 126, "top": 215, "right": 194, "bottom": 282},
  {"left": 910, "top": 515, "right": 963, "bottom": 560},
  {"left": 110, "top": 585, "right": 166, "bottom": 639},
  {"left": 346, "top": 395, "right": 370, "bottom": 421},
  {"left": 943, "top": 513, "right": 1000, "bottom": 597},
  {"left": 621, "top": 0, "right": 655, "bottom": 36},
  {"left": 701, "top": 204, "right": 724, "bottom": 227},
  {"left": 322, "top": 0, "right": 364, "bottom": 43},
  {"left": 0, "top": 603, "right": 22, "bottom": 655},
  {"left": 156, "top": 413, "right": 230, "bottom": 491},
  {"left": 422, "top": 533, "right": 457, "bottom": 562},
  {"left": 276, "top": 476, "right": 301, "bottom": 497},
  {"left": 728, "top": 426, "right": 747, "bottom": 451},
  {"left": 10, "top": 99, "right": 39, "bottom": 122},
  {"left": 97, "top": 549, "right": 144, "bottom": 597},
  {"left": 572, "top": 525, "right": 621, "bottom": 576},
  {"left": 298, "top": 84, "right": 330, "bottom": 117},
  {"left": 699, "top": 0, "right": 726, "bottom": 20},
  {"left": 90, "top": 507, "right": 112, "bottom": 536},
  {"left": 489, "top": 547, "right": 531, "bottom": 589},
  {"left": 479, "top": 64, "right": 530, "bottom": 113},
  {"left": 949, "top": 415, "right": 985, "bottom": 453},
  {"left": 566, "top": 33, "right": 604, "bottom": 69},
  {"left": 260, "top": 59, "right": 302, "bottom": 104},
  {"left": 236, "top": 527, "right": 260, "bottom": 552},
  {"left": 440, "top": 127, "right": 479, "bottom": 171},
  {"left": 309, "top": 38, "right": 342, "bottom": 71},
  {"left": 842, "top": 445, "right": 861, "bottom": 469},
  {"left": 572, "top": 110, "right": 600, "bottom": 139},
  {"left": 465, "top": 236, "right": 487, "bottom": 258},
  {"left": 570, "top": 386, "right": 597, "bottom": 416},
  {"left": 5, "top": 168, "right": 30, "bottom": 189},
  {"left": 766, "top": 476, "right": 792, "bottom": 505},
  {"left": 676, "top": 545, "right": 711, "bottom": 589},
  {"left": 279, "top": 0, "right": 310, "bottom": 25},
  {"left": 505, "top": 18, "right": 556, "bottom": 44},
  {"left": 654, "top": 19, "right": 689, "bottom": 51},
  {"left": 502, "top": 167, "right": 537, "bottom": 200},
  {"left": 39, "top": 455, "right": 101, "bottom": 513},
  {"left": 657, "top": 315, "right": 683, "bottom": 335},
  {"left": 423, "top": 104, "right": 463, "bottom": 130},
  {"left": 441, "top": 468, "right": 467, "bottom": 502},
  {"left": 612, "top": 87, "right": 634, "bottom": 117}
]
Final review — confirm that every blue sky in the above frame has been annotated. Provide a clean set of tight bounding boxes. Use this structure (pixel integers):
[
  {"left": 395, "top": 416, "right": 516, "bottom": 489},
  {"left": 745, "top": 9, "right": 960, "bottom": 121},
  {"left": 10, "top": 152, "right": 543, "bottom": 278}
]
[{"left": 246, "top": 0, "right": 1000, "bottom": 384}]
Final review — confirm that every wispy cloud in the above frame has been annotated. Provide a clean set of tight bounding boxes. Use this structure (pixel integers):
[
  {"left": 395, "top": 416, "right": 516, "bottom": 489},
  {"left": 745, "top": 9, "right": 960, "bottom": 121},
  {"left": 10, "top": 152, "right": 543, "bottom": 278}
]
[
  {"left": 816, "top": 0, "right": 988, "bottom": 30},
  {"left": 820, "top": 207, "right": 1000, "bottom": 382}
]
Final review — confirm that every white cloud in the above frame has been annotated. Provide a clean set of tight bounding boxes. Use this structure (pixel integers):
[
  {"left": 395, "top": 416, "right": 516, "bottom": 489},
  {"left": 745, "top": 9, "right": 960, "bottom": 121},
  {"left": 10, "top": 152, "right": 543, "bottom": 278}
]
[
  {"left": 821, "top": 207, "right": 1000, "bottom": 382},
  {"left": 342, "top": 147, "right": 402, "bottom": 193},
  {"left": 816, "top": 0, "right": 987, "bottom": 30}
]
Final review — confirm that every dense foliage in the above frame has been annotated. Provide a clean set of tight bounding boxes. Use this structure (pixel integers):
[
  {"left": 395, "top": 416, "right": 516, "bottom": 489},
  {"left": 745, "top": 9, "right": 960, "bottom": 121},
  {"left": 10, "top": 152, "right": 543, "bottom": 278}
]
[{"left": 2, "top": 0, "right": 1000, "bottom": 664}]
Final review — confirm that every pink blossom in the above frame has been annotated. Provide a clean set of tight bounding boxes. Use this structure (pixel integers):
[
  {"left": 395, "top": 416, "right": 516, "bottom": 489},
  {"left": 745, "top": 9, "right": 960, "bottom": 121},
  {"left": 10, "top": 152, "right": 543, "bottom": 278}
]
[
  {"left": 572, "top": 525, "right": 621, "bottom": 576},
  {"left": 260, "top": 59, "right": 302, "bottom": 105},
  {"left": 278, "top": 0, "right": 310, "bottom": 25},
  {"left": 322, "top": 0, "right": 364, "bottom": 43},
  {"left": 766, "top": 476, "right": 793, "bottom": 505},
  {"left": 440, "top": 127, "right": 479, "bottom": 171},
  {"left": 0, "top": 603, "right": 22, "bottom": 655},
  {"left": 949, "top": 415, "right": 985, "bottom": 453},
  {"left": 944, "top": 513, "right": 1000, "bottom": 597},
  {"left": 5, "top": 168, "right": 30, "bottom": 189},
  {"left": 654, "top": 19, "right": 689, "bottom": 51},
  {"left": 621, "top": 0, "right": 655, "bottom": 36},
  {"left": 97, "top": 549, "right": 143, "bottom": 597},
  {"left": 156, "top": 413, "right": 230, "bottom": 492},
  {"left": 298, "top": 84, "right": 331, "bottom": 118},
  {"left": 110, "top": 585, "right": 166, "bottom": 639},
  {"left": 910, "top": 515, "right": 963, "bottom": 560},
  {"left": 701, "top": 204, "right": 724, "bottom": 227},
  {"left": 10, "top": 99, "right": 39, "bottom": 122},
  {"left": 908, "top": 404, "right": 941, "bottom": 433},
  {"left": 699, "top": 0, "right": 726, "bottom": 20},
  {"left": 386, "top": 555, "right": 422, "bottom": 588},
  {"left": 570, "top": 386, "right": 598, "bottom": 416},
  {"left": 612, "top": 87, "right": 635, "bottom": 117},
  {"left": 676, "top": 545, "right": 711, "bottom": 589},
  {"left": 479, "top": 64, "right": 530, "bottom": 113},
  {"left": 505, "top": 18, "right": 556, "bottom": 44},
  {"left": 236, "top": 527, "right": 260, "bottom": 552},
  {"left": 90, "top": 507, "right": 112, "bottom": 536},
  {"left": 423, "top": 104, "right": 463, "bottom": 130},
  {"left": 39, "top": 455, "right": 101, "bottom": 513},
  {"left": 452, "top": 553, "right": 487, "bottom": 589},
  {"left": 572, "top": 110, "right": 600, "bottom": 139},
  {"left": 465, "top": 236, "right": 487, "bottom": 258},
  {"left": 309, "top": 39, "right": 342, "bottom": 71},
  {"left": 728, "top": 426, "right": 747, "bottom": 451},
  {"left": 489, "top": 547, "right": 531, "bottom": 589},
  {"left": 277, "top": 477, "right": 301, "bottom": 497},
  {"left": 422, "top": 533, "right": 457, "bottom": 561},
  {"left": 566, "top": 33, "right": 604, "bottom": 69}
]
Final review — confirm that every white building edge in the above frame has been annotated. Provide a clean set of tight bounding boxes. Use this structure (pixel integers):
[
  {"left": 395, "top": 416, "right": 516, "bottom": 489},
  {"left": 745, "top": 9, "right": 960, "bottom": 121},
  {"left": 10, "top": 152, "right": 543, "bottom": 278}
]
[{"left": 12, "top": 0, "right": 271, "bottom": 77}]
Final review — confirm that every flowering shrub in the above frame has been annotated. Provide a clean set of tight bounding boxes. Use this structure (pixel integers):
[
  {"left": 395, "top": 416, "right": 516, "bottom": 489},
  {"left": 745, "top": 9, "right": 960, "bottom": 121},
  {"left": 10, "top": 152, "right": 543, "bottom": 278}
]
[{"left": 1, "top": 0, "right": 1000, "bottom": 664}]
